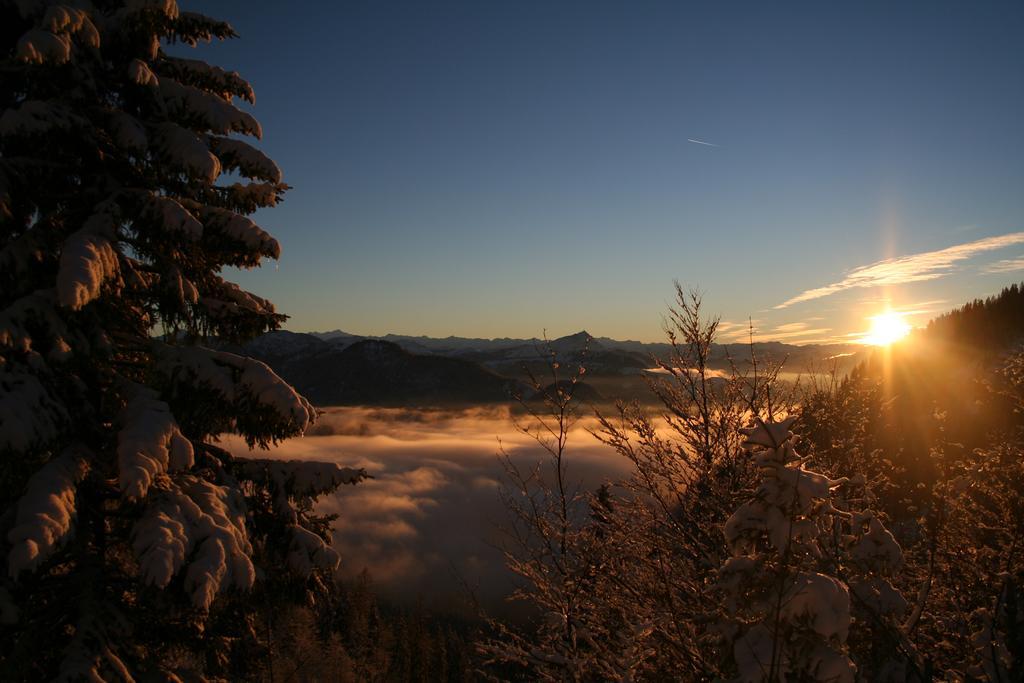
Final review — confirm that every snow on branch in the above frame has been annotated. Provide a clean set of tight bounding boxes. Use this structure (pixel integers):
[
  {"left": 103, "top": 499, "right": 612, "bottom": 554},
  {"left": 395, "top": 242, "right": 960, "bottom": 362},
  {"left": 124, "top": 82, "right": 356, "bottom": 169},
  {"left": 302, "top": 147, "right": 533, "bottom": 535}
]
[
  {"left": 780, "top": 572, "right": 852, "bottom": 643},
  {"left": 285, "top": 524, "right": 340, "bottom": 579},
  {"left": 0, "top": 366, "right": 70, "bottom": 453},
  {"left": 848, "top": 511, "right": 903, "bottom": 573},
  {"left": 159, "top": 57, "right": 255, "bottom": 104},
  {"left": 127, "top": 0, "right": 180, "bottom": 20},
  {"left": 195, "top": 205, "right": 281, "bottom": 262},
  {"left": 158, "top": 344, "right": 234, "bottom": 398},
  {"left": 155, "top": 122, "right": 221, "bottom": 183},
  {"left": 7, "top": 450, "right": 90, "bottom": 579},
  {"left": 127, "top": 58, "right": 159, "bottom": 87},
  {"left": 0, "top": 290, "right": 70, "bottom": 356},
  {"left": 235, "top": 460, "right": 361, "bottom": 578},
  {"left": 216, "top": 181, "right": 286, "bottom": 214},
  {"left": 717, "top": 418, "right": 871, "bottom": 682},
  {"left": 106, "top": 111, "right": 148, "bottom": 154},
  {"left": 57, "top": 604, "right": 133, "bottom": 682},
  {"left": 236, "top": 354, "right": 316, "bottom": 430},
  {"left": 41, "top": 5, "right": 99, "bottom": 42},
  {"left": 132, "top": 493, "right": 190, "bottom": 589},
  {"left": 237, "top": 459, "right": 365, "bottom": 499},
  {"left": 200, "top": 278, "right": 276, "bottom": 319},
  {"left": 0, "top": 100, "right": 85, "bottom": 136},
  {"left": 208, "top": 137, "right": 281, "bottom": 182},
  {"left": 14, "top": 5, "right": 99, "bottom": 65},
  {"left": 133, "top": 475, "right": 255, "bottom": 609},
  {"left": 56, "top": 231, "right": 120, "bottom": 311},
  {"left": 142, "top": 193, "right": 203, "bottom": 239},
  {"left": 725, "top": 442, "right": 842, "bottom": 557},
  {"left": 117, "top": 385, "right": 194, "bottom": 500},
  {"left": 156, "top": 345, "right": 316, "bottom": 442},
  {"left": 849, "top": 576, "right": 907, "bottom": 619},
  {"left": 105, "top": 0, "right": 179, "bottom": 37},
  {"left": 16, "top": 30, "right": 71, "bottom": 64},
  {"left": 162, "top": 265, "right": 199, "bottom": 306},
  {"left": 172, "top": 11, "right": 238, "bottom": 45},
  {"left": 159, "top": 77, "right": 261, "bottom": 138},
  {"left": 739, "top": 416, "right": 797, "bottom": 450}
]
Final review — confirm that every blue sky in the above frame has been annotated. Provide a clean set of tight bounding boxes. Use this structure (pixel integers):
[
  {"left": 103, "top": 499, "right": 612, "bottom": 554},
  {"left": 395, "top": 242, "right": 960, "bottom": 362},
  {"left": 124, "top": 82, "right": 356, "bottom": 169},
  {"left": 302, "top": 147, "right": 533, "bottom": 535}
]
[{"left": 190, "top": 1, "right": 1024, "bottom": 343}]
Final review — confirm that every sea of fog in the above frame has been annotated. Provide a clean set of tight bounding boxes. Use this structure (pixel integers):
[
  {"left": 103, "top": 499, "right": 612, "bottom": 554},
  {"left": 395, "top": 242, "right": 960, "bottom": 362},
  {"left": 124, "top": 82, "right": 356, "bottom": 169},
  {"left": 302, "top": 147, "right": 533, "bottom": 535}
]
[{"left": 225, "top": 406, "right": 633, "bottom": 611}]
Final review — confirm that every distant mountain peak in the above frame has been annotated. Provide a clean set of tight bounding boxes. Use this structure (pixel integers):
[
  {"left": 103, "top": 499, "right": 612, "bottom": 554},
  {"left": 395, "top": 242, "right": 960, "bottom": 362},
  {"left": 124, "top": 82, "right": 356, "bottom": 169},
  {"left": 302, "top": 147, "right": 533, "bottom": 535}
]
[
  {"left": 550, "top": 330, "right": 594, "bottom": 344},
  {"left": 547, "top": 330, "right": 603, "bottom": 355},
  {"left": 310, "top": 329, "right": 358, "bottom": 341}
]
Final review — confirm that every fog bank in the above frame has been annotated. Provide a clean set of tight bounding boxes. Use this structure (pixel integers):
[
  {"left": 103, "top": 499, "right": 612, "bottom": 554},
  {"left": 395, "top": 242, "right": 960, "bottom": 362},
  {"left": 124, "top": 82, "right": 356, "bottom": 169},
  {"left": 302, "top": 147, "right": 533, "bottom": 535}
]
[{"left": 225, "top": 406, "right": 632, "bottom": 609}]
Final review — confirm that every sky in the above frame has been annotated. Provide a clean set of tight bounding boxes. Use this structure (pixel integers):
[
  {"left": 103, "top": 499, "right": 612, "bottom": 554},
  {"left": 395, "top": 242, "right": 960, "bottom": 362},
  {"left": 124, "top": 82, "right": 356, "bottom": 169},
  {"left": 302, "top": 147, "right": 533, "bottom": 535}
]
[{"left": 190, "top": 1, "right": 1024, "bottom": 344}]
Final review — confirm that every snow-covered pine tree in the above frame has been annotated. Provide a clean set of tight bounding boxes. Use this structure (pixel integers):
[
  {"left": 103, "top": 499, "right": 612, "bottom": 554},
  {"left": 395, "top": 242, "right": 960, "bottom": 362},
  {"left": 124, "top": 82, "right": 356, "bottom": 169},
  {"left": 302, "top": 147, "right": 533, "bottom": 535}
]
[{"left": 0, "top": 2, "right": 363, "bottom": 679}]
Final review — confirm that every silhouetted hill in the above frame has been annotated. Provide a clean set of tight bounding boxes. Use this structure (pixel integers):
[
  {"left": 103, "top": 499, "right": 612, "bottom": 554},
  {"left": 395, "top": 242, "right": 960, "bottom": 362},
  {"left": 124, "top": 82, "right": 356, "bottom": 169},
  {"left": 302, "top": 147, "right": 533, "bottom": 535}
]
[
  {"left": 325, "top": 340, "right": 519, "bottom": 404},
  {"left": 305, "top": 329, "right": 861, "bottom": 375},
  {"left": 924, "top": 282, "right": 1024, "bottom": 352},
  {"left": 239, "top": 333, "right": 519, "bottom": 406},
  {"left": 244, "top": 329, "right": 331, "bottom": 359},
  {"left": 237, "top": 328, "right": 870, "bottom": 407},
  {"left": 454, "top": 331, "right": 653, "bottom": 376}
]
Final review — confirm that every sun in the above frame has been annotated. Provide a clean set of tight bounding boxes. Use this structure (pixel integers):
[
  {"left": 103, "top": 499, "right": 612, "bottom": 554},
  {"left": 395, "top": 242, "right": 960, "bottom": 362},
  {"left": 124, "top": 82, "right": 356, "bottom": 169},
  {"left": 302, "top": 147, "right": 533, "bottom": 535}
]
[{"left": 861, "top": 310, "right": 911, "bottom": 346}]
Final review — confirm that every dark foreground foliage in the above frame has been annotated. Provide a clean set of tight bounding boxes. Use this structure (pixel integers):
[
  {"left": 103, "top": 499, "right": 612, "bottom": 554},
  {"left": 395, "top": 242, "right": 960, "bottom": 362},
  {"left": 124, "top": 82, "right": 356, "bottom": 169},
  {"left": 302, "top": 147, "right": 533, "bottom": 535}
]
[
  {"left": 255, "top": 570, "right": 479, "bottom": 683},
  {"left": 482, "top": 284, "right": 1024, "bottom": 681},
  {"left": 1, "top": 2, "right": 364, "bottom": 679}
]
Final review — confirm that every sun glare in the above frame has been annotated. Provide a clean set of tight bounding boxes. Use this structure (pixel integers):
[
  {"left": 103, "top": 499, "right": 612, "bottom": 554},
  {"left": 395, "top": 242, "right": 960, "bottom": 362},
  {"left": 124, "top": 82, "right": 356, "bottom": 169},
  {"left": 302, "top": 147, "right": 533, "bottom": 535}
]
[{"left": 861, "top": 311, "right": 911, "bottom": 346}]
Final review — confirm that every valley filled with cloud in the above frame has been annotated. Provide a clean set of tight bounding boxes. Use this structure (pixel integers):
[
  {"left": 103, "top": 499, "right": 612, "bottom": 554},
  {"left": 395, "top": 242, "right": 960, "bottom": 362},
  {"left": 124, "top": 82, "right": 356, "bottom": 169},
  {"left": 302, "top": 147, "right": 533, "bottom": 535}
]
[{"left": 225, "top": 406, "right": 632, "bottom": 611}]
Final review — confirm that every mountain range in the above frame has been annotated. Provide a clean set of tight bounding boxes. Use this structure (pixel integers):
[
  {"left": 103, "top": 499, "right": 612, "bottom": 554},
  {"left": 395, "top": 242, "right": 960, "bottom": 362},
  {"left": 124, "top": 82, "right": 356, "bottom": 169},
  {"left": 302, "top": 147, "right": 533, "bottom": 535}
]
[
  {"left": 232, "top": 329, "right": 863, "bottom": 406},
  {"left": 309, "top": 329, "right": 859, "bottom": 367}
]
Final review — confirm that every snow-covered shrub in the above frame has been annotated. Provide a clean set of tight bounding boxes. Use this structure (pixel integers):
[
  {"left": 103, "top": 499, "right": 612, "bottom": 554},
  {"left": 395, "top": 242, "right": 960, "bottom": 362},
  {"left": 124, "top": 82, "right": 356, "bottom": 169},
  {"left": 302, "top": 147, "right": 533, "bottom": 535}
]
[
  {"left": 717, "top": 417, "right": 912, "bottom": 682},
  {"left": 717, "top": 418, "right": 856, "bottom": 681},
  {"left": 0, "top": 2, "right": 363, "bottom": 678}
]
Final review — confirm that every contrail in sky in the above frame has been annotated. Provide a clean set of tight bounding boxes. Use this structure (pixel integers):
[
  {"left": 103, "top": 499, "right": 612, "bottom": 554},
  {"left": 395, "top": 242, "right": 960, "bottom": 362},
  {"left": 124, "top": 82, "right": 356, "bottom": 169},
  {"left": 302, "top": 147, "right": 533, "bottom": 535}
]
[{"left": 687, "top": 138, "right": 719, "bottom": 147}]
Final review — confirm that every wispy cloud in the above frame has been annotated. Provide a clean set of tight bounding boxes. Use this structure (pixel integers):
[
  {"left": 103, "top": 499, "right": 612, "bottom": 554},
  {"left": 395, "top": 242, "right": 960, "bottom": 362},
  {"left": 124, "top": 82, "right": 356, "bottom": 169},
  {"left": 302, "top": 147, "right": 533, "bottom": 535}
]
[
  {"left": 899, "top": 298, "right": 947, "bottom": 308},
  {"left": 759, "top": 327, "right": 832, "bottom": 341},
  {"left": 776, "top": 232, "right": 1024, "bottom": 309},
  {"left": 687, "top": 138, "right": 719, "bottom": 147},
  {"left": 721, "top": 324, "right": 832, "bottom": 343},
  {"left": 887, "top": 299, "right": 950, "bottom": 319},
  {"left": 717, "top": 320, "right": 759, "bottom": 341},
  {"left": 983, "top": 256, "right": 1024, "bottom": 274},
  {"left": 855, "top": 297, "right": 947, "bottom": 311},
  {"left": 717, "top": 320, "right": 749, "bottom": 332}
]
